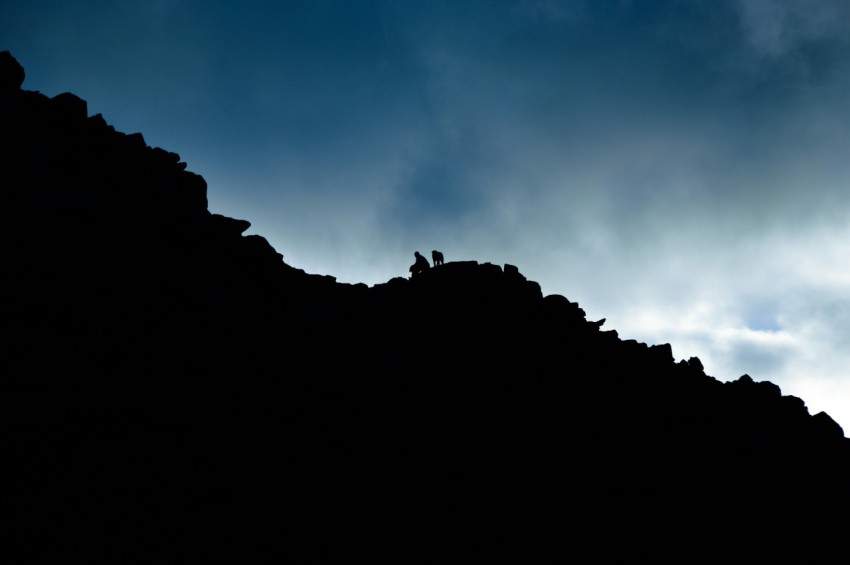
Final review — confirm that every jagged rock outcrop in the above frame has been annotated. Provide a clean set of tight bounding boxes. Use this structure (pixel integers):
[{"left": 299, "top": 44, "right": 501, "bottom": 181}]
[
  {"left": 0, "top": 50, "right": 24, "bottom": 90},
  {"left": 2, "top": 51, "right": 849, "bottom": 563}
]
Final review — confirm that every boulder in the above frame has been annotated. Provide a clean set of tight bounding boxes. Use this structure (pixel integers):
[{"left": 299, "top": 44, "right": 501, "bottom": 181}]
[{"left": 0, "top": 51, "right": 25, "bottom": 90}]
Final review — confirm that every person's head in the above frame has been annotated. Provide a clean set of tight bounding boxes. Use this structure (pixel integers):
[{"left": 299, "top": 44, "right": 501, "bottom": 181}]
[{"left": 415, "top": 251, "right": 421, "bottom": 257}]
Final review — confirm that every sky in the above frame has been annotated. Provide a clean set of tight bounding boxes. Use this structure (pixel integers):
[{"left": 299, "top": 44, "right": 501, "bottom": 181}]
[{"left": 4, "top": 0, "right": 850, "bottom": 436}]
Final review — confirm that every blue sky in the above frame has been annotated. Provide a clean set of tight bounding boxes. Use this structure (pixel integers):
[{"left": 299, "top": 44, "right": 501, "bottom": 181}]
[{"left": 4, "top": 0, "right": 850, "bottom": 435}]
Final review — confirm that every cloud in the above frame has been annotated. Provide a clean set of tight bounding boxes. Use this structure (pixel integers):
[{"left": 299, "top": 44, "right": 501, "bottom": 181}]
[{"left": 732, "top": 0, "right": 850, "bottom": 57}]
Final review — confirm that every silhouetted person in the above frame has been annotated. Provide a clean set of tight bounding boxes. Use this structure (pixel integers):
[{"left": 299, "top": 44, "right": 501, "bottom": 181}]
[
  {"left": 432, "top": 250, "right": 444, "bottom": 266},
  {"left": 409, "top": 251, "right": 431, "bottom": 278}
]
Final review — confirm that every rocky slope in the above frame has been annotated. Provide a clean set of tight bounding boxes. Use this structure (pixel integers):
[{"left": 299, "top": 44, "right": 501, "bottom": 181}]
[{"left": 2, "top": 51, "right": 848, "bottom": 563}]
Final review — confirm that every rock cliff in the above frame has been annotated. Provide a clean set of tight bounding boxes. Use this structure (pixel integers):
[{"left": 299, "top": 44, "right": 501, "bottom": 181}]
[{"left": 2, "top": 51, "right": 848, "bottom": 563}]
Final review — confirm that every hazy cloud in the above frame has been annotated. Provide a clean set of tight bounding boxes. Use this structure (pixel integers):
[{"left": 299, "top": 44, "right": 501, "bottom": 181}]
[{"left": 733, "top": 0, "right": 850, "bottom": 56}]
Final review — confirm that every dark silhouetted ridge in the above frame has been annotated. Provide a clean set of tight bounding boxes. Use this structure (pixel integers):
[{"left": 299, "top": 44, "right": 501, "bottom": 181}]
[{"left": 2, "top": 51, "right": 849, "bottom": 564}]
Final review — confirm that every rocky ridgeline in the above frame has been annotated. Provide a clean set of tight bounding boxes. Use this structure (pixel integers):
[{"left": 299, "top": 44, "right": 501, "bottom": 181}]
[{"left": 2, "top": 51, "right": 849, "bottom": 563}]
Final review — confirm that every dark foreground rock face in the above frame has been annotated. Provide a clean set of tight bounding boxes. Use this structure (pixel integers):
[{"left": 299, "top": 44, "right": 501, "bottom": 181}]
[{"left": 2, "top": 51, "right": 849, "bottom": 563}]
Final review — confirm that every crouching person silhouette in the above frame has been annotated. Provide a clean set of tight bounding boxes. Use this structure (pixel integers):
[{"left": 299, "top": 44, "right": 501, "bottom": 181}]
[
  {"left": 409, "top": 251, "right": 431, "bottom": 278},
  {"left": 432, "top": 250, "right": 444, "bottom": 266}
]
